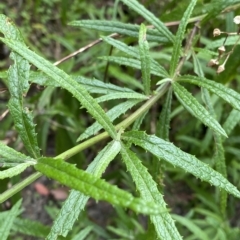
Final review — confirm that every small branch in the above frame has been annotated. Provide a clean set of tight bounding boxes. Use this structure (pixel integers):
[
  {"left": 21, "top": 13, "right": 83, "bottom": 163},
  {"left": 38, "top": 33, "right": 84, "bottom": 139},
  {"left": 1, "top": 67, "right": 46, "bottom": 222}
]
[
  {"left": 53, "top": 33, "right": 119, "bottom": 66},
  {"left": 173, "top": 21, "right": 199, "bottom": 80}
]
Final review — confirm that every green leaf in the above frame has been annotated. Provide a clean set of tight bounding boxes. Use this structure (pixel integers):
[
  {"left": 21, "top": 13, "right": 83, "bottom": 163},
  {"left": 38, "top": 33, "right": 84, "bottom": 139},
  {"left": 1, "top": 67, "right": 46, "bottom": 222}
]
[
  {"left": 78, "top": 100, "right": 141, "bottom": 142},
  {"left": 8, "top": 98, "right": 40, "bottom": 158},
  {"left": 0, "top": 141, "right": 33, "bottom": 162},
  {"left": 178, "top": 75, "right": 240, "bottom": 111},
  {"left": 0, "top": 38, "right": 117, "bottom": 140},
  {"left": 102, "top": 35, "right": 169, "bottom": 78},
  {"left": 223, "top": 109, "right": 240, "bottom": 136},
  {"left": 207, "top": 36, "right": 239, "bottom": 49},
  {"left": 0, "top": 15, "right": 24, "bottom": 41},
  {"left": 202, "top": 88, "right": 227, "bottom": 217},
  {"left": 100, "top": 56, "right": 165, "bottom": 77},
  {"left": 172, "top": 214, "right": 210, "bottom": 240},
  {"left": 132, "top": 111, "right": 148, "bottom": 131},
  {"left": 120, "top": 145, "right": 182, "bottom": 240},
  {"left": 0, "top": 199, "right": 22, "bottom": 240},
  {"left": 0, "top": 14, "right": 40, "bottom": 158},
  {"left": 139, "top": 24, "right": 151, "bottom": 95},
  {"left": 120, "top": 0, "right": 174, "bottom": 42},
  {"left": 0, "top": 71, "right": 7, "bottom": 78},
  {"left": 109, "top": 66, "right": 144, "bottom": 90},
  {"left": 157, "top": 87, "right": 172, "bottom": 141},
  {"left": 12, "top": 218, "right": 50, "bottom": 238},
  {"left": 0, "top": 162, "right": 35, "bottom": 179},
  {"left": 203, "top": 0, "right": 240, "bottom": 23},
  {"left": 69, "top": 20, "right": 170, "bottom": 43},
  {"left": 75, "top": 76, "right": 135, "bottom": 94},
  {"left": 46, "top": 141, "right": 121, "bottom": 239},
  {"left": 172, "top": 82, "right": 227, "bottom": 137},
  {"left": 30, "top": 72, "right": 137, "bottom": 94},
  {"left": 35, "top": 157, "right": 164, "bottom": 214},
  {"left": 122, "top": 131, "right": 240, "bottom": 198},
  {"left": 72, "top": 226, "right": 93, "bottom": 240},
  {"left": 170, "top": 0, "right": 197, "bottom": 76},
  {"left": 192, "top": 50, "right": 204, "bottom": 77},
  {"left": 96, "top": 92, "right": 148, "bottom": 103}
]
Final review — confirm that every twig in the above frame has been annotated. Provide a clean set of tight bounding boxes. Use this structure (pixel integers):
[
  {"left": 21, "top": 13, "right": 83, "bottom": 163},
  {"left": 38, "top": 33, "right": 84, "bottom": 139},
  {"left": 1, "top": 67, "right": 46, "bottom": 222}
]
[
  {"left": 53, "top": 33, "right": 119, "bottom": 66},
  {"left": 173, "top": 21, "right": 200, "bottom": 80}
]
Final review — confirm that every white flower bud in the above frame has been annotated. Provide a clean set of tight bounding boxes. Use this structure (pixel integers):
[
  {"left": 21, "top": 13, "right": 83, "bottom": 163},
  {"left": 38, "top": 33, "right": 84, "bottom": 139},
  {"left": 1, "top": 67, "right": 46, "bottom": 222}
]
[
  {"left": 213, "top": 28, "right": 221, "bottom": 37},
  {"left": 233, "top": 16, "right": 240, "bottom": 24}
]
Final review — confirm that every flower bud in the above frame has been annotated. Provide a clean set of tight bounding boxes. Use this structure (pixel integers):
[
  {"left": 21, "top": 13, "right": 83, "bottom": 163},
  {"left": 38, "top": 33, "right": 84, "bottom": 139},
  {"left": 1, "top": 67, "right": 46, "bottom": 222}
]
[
  {"left": 218, "top": 45, "right": 226, "bottom": 54},
  {"left": 217, "top": 64, "right": 225, "bottom": 74},
  {"left": 207, "top": 59, "right": 219, "bottom": 67},
  {"left": 213, "top": 28, "right": 221, "bottom": 37},
  {"left": 233, "top": 16, "right": 240, "bottom": 24}
]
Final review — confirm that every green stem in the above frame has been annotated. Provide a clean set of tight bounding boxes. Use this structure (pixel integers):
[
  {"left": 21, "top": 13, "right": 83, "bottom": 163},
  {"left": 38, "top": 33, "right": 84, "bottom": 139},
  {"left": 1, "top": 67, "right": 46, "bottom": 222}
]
[{"left": 0, "top": 82, "right": 170, "bottom": 203}]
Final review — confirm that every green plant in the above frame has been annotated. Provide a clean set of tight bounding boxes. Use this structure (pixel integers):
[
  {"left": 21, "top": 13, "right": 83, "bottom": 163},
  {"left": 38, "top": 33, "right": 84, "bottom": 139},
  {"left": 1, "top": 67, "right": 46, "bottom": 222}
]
[{"left": 1, "top": 0, "right": 240, "bottom": 239}]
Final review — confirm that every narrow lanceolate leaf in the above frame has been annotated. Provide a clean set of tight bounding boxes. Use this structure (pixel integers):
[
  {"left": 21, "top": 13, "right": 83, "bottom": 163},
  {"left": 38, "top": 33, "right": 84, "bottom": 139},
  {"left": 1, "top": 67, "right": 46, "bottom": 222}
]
[
  {"left": 178, "top": 75, "right": 240, "bottom": 111},
  {"left": 0, "top": 15, "right": 24, "bottom": 41},
  {"left": 122, "top": 131, "right": 240, "bottom": 198},
  {"left": 0, "top": 162, "right": 35, "bottom": 179},
  {"left": 172, "top": 82, "right": 227, "bottom": 137},
  {"left": 192, "top": 50, "right": 204, "bottom": 77},
  {"left": 120, "top": 0, "right": 174, "bottom": 43},
  {"left": 47, "top": 140, "right": 121, "bottom": 240},
  {"left": 203, "top": 0, "right": 240, "bottom": 23},
  {"left": 96, "top": 92, "right": 148, "bottom": 103},
  {"left": 202, "top": 88, "right": 227, "bottom": 216},
  {"left": 0, "top": 15, "right": 40, "bottom": 158},
  {"left": 132, "top": 111, "right": 148, "bottom": 131},
  {"left": 223, "top": 109, "right": 240, "bottom": 136},
  {"left": 69, "top": 20, "right": 170, "bottom": 43},
  {"left": 29, "top": 73, "right": 136, "bottom": 94},
  {"left": 0, "top": 141, "right": 33, "bottom": 162},
  {"left": 170, "top": 0, "right": 197, "bottom": 76},
  {"left": 72, "top": 226, "right": 93, "bottom": 240},
  {"left": 157, "top": 87, "right": 172, "bottom": 141},
  {"left": 35, "top": 157, "right": 164, "bottom": 215},
  {"left": 100, "top": 56, "right": 165, "bottom": 77},
  {"left": 172, "top": 214, "right": 209, "bottom": 240},
  {"left": 77, "top": 100, "right": 140, "bottom": 142},
  {"left": 0, "top": 199, "right": 22, "bottom": 240},
  {"left": 75, "top": 76, "right": 135, "bottom": 94},
  {"left": 0, "top": 38, "right": 117, "bottom": 140},
  {"left": 12, "top": 218, "right": 50, "bottom": 238},
  {"left": 139, "top": 24, "right": 151, "bottom": 95},
  {"left": 8, "top": 98, "right": 40, "bottom": 158},
  {"left": 121, "top": 145, "right": 182, "bottom": 240},
  {"left": 101, "top": 36, "right": 169, "bottom": 78}
]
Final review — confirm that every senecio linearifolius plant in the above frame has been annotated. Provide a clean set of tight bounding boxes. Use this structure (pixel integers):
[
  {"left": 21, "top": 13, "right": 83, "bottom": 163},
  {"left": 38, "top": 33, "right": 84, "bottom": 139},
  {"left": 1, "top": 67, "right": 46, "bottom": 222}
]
[{"left": 1, "top": 0, "right": 240, "bottom": 239}]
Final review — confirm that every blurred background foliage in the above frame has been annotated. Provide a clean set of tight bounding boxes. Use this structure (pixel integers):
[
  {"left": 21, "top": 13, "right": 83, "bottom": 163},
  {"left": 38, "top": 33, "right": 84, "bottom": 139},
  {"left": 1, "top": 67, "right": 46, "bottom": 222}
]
[{"left": 1, "top": 0, "right": 240, "bottom": 239}]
